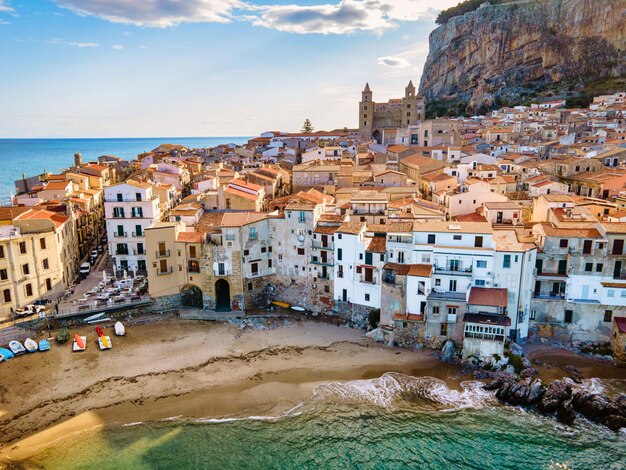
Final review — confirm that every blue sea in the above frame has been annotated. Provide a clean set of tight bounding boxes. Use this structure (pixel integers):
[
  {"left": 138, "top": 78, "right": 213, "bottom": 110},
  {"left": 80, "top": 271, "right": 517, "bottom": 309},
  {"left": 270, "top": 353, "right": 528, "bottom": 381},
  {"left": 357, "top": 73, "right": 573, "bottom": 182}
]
[{"left": 0, "top": 137, "right": 250, "bottom": 202}]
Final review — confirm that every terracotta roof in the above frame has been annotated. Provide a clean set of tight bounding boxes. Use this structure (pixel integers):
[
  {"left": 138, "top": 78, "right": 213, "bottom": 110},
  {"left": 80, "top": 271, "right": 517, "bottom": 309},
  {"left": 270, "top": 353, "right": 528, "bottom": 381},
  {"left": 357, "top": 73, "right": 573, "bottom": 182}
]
[
  {"left": 0, "top": 206, "right": 31, "bottom": 220},
  {"left": 176, "top": 231, "right": 204, "bottom": 243},
  {"left": 366, "top": 236, "right": 386, "bottom": 253},
  {"left": 43, "top": 180, "right": 71, "bottom": 190},
  {"left": 229, "top": 179, "right": 263, "bottom": 191},
  {"left": 599, "top": 222, "right": 626, "bottom": 234},
  {"left": 408, "top": 264, "right": 433, "bottom": 277},
  {"left": 14, "top": 208, "right": 69, "bottom": 228},
  {"left": 313, "top": 225, "right": 338, "bottom": 235},
  {"left": 337, "top": 221, "right": 365, "bottom": 235},
  {"left": 539, "top": 223, "right": 601, "bottom": 238},
  {"left": 224, "top": 186, "right": 260, "bottom": 201},
  {"left": 468, "top": 287, "right": 508, "bottom": 307},
  {"left": 220, "top": 212, "right": 268, "bottom": 227},
  {"left": 367, "top": 222, "right": 413, "bottom": 233}
]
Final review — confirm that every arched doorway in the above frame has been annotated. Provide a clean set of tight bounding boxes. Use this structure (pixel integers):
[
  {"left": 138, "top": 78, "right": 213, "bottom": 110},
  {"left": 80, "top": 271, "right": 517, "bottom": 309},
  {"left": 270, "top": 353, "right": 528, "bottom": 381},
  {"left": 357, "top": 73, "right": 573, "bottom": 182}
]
[
  {"left": 215, "top": 279, "right": 231, "bottom": 311},
  {"left": 181, "top": 285, "right": 203, "bottom": 308},
  {"left": 372, "top": 129, "right": 382, "bottom": 144}
]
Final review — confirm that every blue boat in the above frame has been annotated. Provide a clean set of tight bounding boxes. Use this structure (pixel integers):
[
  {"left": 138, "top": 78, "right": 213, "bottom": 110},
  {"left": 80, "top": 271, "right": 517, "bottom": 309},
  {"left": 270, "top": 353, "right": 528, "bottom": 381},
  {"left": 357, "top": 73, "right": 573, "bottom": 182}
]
[
  {"left": 38, "top": 339, "right": 51, "bottom": 351},
  {"left": 0, "top": 347, "right": 15, "bottom": 361}
]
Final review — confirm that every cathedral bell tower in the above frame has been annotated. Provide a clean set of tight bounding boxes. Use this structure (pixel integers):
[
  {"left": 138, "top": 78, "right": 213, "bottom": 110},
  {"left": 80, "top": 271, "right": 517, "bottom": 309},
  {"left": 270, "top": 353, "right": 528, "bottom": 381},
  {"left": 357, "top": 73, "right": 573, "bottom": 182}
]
[{"left": 359, "top": 83, "right": 374, "bottom": 137}]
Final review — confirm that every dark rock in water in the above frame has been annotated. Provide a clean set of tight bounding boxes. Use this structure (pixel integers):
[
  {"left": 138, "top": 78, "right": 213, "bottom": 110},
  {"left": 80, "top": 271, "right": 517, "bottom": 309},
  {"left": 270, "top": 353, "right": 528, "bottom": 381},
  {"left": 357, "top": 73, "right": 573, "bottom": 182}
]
[
  {"left": 556, "top": 401, "right": 576, "bottom": 425},
  {"left": 571, "top": 391, "right": 608, "bottom": 419},
  {"left": 539, "top": 381, "right": 572, "bottom": 413},
  {"left": 564, "top": 365, "right": 583, "bottom": 384},
  {"left": 520, "top": 368, "right": 539, "bottom": 379}
]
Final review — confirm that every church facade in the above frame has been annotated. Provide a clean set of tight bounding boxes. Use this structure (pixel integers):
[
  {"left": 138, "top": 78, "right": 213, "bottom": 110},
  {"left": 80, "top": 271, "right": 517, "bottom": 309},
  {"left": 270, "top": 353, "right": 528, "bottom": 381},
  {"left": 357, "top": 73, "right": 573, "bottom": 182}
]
[{"left": 358, "top": 81, "right": 425, "bottom": 143}]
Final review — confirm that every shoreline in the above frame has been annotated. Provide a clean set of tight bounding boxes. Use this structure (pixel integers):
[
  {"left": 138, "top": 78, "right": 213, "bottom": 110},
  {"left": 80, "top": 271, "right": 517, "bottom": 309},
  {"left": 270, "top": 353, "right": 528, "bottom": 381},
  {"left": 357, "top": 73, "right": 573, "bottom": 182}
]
[{"left": 1, "top": 319, "right": 625, "bottom": 464}]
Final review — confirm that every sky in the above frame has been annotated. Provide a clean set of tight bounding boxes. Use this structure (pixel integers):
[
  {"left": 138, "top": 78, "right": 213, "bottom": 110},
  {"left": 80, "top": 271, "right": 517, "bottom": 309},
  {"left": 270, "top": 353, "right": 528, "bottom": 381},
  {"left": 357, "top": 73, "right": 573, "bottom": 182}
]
[{"left": 0, "top": 0, "right": 458, "bottom": 138}]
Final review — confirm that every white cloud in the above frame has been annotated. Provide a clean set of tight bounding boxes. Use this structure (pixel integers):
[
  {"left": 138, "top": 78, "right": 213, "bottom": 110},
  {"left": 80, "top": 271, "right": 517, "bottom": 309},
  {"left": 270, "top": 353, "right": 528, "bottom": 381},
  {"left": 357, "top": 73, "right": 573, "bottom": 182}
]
[
  {"left": 112, "top": 44, "right": 124, "bottom": 50},
  {"left": 52, "top": 0, "right": 459, "bottom": 33},
  {"left": 377, "top": 56, "right": 410, "bottom": 68},
  {"left": 54, "top": 0, "right": 245, "bottom": 27},
  {"left": 69, "top": 41, "right": 100, "bottom": 47},
  {"left": 0, "top": 0, "right": 13, "bottom": 13},
  {"left": 253, "top": 0, "right": 459, "bottom": 35}
]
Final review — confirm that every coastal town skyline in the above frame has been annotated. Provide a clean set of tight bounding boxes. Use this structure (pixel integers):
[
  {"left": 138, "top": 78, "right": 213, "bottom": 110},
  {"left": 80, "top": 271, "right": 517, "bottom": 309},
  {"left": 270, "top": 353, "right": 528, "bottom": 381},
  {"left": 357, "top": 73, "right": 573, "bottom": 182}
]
[{"left": 0, "top": 0, "right": 457, "bottom": 138}]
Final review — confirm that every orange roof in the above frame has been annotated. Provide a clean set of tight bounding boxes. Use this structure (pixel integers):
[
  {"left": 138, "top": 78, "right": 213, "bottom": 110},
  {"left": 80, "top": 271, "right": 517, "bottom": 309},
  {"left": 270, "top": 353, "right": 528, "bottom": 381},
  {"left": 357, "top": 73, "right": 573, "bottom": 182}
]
[
  {"left": 366, "top": 236, "right": 386, "bottom": 253},
  {"left": 229, "top": 179, "right": 263, "bottom": 192},
  {"left": 44, "top": 180, "right": 70, "bottom": 190},
  {"left": 468, "top": 287, "right": 508, "bottom": 307},
  {"left": 15, "top": 209, "right": 69, "bottom": 228},
  {"left": 224, "top": 186, "right": 260, "bottom": 201},
  {"left": 176, "top": 231, "right": 204, "bottom": 243}
]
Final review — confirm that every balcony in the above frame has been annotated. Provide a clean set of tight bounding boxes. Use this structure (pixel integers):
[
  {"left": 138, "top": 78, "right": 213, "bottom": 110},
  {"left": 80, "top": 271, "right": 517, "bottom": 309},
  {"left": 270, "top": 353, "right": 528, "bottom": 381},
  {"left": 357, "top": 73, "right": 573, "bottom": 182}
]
[
  {"left": 132, "top": 231, "right": 143, "bottom": 238},
  {"left": 464, "top": 331, "right": 505, "bottom": 343},
  {"left": 113, "top": 232, "right": 128, "bottom": 238},
  {"left": 434, "top": 265, "right": 472, "bottom": 276},
  {"left": 115, "top": 250, "right": 129, "bottom": 256},
  {"left": 428, "top": 290, "right": 466, "bottom": 301},
  {"left": 312, "top": 239, "right": 334, "bottom": 250},
  {"left": 157, "top": 267, "right": 173, "bottom": 276},
  {"left": 310, "top": 257, "right": 333, "bottom": 267},
  {"left": 359, "top": 275, "right": 377, "bottom": 285},
  {"left": 535, "top": 271, "right": 568, "bottom": 279},
  {"left": 532, "top": 293, "right": 565, "bottom": 300},
  {"left": 132, "top": 249, "right": 145, "bottom": 256},
  {"left": 155, "top": 250, "right": 171, "bottom": 258}
]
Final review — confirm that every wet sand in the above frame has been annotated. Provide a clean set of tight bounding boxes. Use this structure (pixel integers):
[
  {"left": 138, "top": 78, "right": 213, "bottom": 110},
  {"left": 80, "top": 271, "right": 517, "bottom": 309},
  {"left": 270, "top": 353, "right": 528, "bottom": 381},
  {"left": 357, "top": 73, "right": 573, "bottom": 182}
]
[{"left": 0, "top": 319, "right": 455, "bottom": 463}]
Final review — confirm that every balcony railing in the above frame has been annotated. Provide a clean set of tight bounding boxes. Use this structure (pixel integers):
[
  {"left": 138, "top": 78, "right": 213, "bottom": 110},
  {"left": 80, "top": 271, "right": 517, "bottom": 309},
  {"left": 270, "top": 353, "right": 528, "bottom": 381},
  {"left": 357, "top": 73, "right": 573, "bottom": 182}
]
[
  {"left": 132, "top": 231, "right": 143, "bottom": 238},
  {"left": 155, "top": 250, "right": 171, "bottom": 258},
  {"left": 310, "top": 258, "right": 333, "bottom": 267},
  {"left": 115, "top": 250, "right": 129, "bottom": 256},
  {"left": 312, "top": 240, "right": 334, "bottom": 250},
  {"left": 434, "top": 265, "right": 472, "bottom": 276},
  {"left": 359, "top": 275, "right": 377, "bottom": 285},
  {"left": 157, "top": 267, "right": 173, "bottom": 276},
  {"left": 113, "top": 232, "right": 128, "bottom": 238},
  {"left": 533, "top": 293, "right": 565, "bottom": 300},
  {"left": 464, "top": 331, "right": 505, "bottom": 342}
]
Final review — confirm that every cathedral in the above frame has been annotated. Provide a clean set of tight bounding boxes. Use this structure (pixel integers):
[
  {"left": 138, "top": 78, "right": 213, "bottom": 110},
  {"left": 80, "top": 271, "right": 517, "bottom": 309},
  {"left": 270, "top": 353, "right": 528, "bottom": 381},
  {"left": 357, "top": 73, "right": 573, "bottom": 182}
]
[{"left": 358, "top": 81, "right": 425, "bottom": 143}]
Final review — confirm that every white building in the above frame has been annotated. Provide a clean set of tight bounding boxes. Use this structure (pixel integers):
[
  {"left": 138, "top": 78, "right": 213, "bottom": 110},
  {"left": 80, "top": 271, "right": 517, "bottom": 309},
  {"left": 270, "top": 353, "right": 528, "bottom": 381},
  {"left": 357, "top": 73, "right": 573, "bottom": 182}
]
[{"left": 105, "top": 181, "right": 162, "bottom": 271}]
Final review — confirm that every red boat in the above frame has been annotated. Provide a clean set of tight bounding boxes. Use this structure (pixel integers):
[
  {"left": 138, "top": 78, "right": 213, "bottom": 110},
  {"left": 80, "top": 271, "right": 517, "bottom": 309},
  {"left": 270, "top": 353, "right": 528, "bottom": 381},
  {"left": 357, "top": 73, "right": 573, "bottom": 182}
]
[{"left": 95, "top": 326, "right": 104, "bottom": 337}]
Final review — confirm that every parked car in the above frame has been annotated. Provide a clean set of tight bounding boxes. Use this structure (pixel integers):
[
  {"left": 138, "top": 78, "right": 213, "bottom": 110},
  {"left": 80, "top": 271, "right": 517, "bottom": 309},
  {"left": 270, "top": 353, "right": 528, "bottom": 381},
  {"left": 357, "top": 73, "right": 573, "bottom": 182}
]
[
  {"left": 97, "top": 245, "right": 103, "bottom": 254},
  {"left": 91, "top": 249, "right": 98, "bottom": 258},
  {"left": 15, "top": 304, "right": 45, "bottom": 317},
  {"left": 79, "top": 262, "right": 91, "bottom": 275}
]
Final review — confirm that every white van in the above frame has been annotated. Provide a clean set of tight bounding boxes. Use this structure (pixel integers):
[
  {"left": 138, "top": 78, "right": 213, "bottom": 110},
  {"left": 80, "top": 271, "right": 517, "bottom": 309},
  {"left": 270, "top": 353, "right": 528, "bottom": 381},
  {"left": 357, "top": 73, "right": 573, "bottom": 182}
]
[{"left": 79, "top": 262, "right": 91, "bottom": 275}]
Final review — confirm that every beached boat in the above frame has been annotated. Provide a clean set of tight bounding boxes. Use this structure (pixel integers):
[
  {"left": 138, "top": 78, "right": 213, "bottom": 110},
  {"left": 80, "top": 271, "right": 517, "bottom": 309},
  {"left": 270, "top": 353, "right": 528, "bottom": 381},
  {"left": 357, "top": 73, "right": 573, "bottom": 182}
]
[
  {"left": 0, "top": 347, "right": 14, "bottom": 362},
  {"left": 72, "top": 334, "right": 86, "bottom": 352},
  {"left": 272, "top": 301, "right": 290, "bottom": 308},
  {"left": 290, "top": 306, "right": 306, "bottom": 312},
  {"left": 9, "top": 341, "right": 26, "bottom": 356},
  {"left": 83, "top": 312, "right": 106, "bottom": 323},
  {"left": 114, "top": 321, "right": 125, "bottom": 336},
  {"left": 24, "top": 338, "right": 38, "bottom": 352},
  {"left": 98, "top": 335, "right": 112, "bottom": 350},
  {"left": 38, "top": 339, "right": 51, "bottom": 351},
  {"left": 95, "top": 326, "right": 104, "bottom": 337},
  {"left": 57, "top": 327, "right": 70, "bottom": 344},
  {"left": 86, "top": 317, "right": 112, "bottom": 324}
]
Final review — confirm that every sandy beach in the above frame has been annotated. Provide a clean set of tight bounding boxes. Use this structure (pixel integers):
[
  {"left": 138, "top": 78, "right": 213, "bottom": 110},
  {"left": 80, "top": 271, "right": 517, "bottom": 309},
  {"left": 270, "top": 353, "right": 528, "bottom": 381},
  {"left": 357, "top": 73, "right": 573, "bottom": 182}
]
[
  {"left": 0, "top": 319, "right": 454, "bottom": 463},
  {"left": 2, "top": 318, "right": 625, "bottom": 465}
]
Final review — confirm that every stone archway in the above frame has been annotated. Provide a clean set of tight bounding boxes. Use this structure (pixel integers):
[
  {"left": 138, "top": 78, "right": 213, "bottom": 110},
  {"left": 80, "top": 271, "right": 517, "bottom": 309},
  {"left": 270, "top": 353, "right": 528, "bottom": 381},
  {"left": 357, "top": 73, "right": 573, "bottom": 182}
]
[
  {"left": 215, "top": 279, "right": 231, "bottom": 312},
  {"left": 372, "top": 129, "right": 382, "bottom": 144},
  {"left": 181, "top": 284, "right": 203, "bottom": 308}
]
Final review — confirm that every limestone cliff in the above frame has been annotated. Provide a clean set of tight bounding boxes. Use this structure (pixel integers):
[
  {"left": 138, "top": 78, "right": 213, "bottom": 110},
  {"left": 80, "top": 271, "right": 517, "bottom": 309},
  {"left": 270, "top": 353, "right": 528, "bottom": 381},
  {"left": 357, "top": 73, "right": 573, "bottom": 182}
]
[{"left": 419, "top": 0, "right": 626, "bottom": 114}]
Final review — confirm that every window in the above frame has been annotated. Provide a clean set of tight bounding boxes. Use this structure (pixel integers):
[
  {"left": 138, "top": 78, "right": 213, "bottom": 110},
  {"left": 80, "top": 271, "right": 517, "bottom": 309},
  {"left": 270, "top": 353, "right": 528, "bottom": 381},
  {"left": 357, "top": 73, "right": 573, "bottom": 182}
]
[
  {"left": 621, "top": 290, "right": 626, "bottom": 298},
  {"left": 0, "top": 269, "right": 6, "bottom": 280},
  {"left": 585, "top": 263, "right": 593, "bottom": 272},
  {"left": 159, "top": 259, "right": 168, "bottom": 274},
  {"left": 116, "top": 193, "right": 123, "bottom": 202},
  {"left": 137, "top": 243, "right": 144, "bottom": 255},
  {"left": 604, "top": 310, "right": 613, "bottom": 323},
  {"left": 440, "top": 323, "right": 448, "bottom": 336},
  {"left": 564, "top": 309, "right": 573, "bottom": 324},
  {"left": 3, "top": 289, "right": 10, "bottom": 302},
  {"left": 338, "top": 234, "right": 342, "bottom": 240},
  {"left": 299, "top": 211, "right": 306, "bottom": 223},
  {"left": 380, "top": 254, "right": 385, "bottom": 262},
  {"left": 530, "top": 310, "right": 536, "bottom": 321},
  {"left": 268, "top": 259, "right": 273, "bottom": 268},
  {"left": 449, "top": 279, "right": 457, "bottom": 291},
  {"left": 337, "top": 265, "right": 344, "bottom": 278},
  {"left": 249, "top": 227, "right": 257, "bottom": 240},
  {"left": 447, "top": 307, "right": 457, "bottom": 315},
  {"left": 22, "top": 264, "right": 30, "bottom": 275},
  {"left": 475, "top": 279, "right": 486, "bottom": 286},
  {"left": 397, "top": 252, "right": 405, "bottom": 263},
  {"left": 46, "top": 278, "right": 52, "bottom": 291},
  {"left": 136, "top": 192, "right": 142, "bottom": 201},
  {"left": 131, "top": 207, "right": 143, "bottom": 218},
  {"left": 19, "top": 242, "right": 26, "bottom": 254},
  {"left": 218, "top": 263, "right": 225, "bottom": 276},
  {"left": 365, "top": 293, "right": 370, "bottom": 302},
  {"left": 337, "top": 248, "right": 342, "bottom": 261},
  {"left": 427, "top": 234, "right": 436, "bottom": 244},
  {"left": 608, "top": 289, "right": 615, "bottom": 298},
  {"left": 560, "top": 239, "right": 568, "bottom": 248},
  {"left": 503, "top": 255, "right": 511, "bottom": 268},
  {"left": 435, "top": 278, "right": 441, "bottom": 286},
  {"left": 324, "top": 285, "right": 330, "bottom": 293},
  {"left": 25, "top": 283, "right": 33, "bottom": 297},
  {"left": 244, "top": 249, "right": 250, "bottom": 256},
  {"left": 432, "top": 306, "right": 440, "bottom": 315},
  {"left": 453, "top": 235, "right": 462, "bottom": 240},
  {"left": 248, "top": 283, "right": 253, "bottom": 291},
  {"left": 40, "top": 238, "right": 46, "bottom": 250},
  {"left": 251, "top": 263, "right": 259, "bottom": 275},
  {"left": 596, "top": 263, "right": 603, "bottom": 272},
  {"left": 43, "top": 258, "right": 49, "bottom": 270},
  {"left": 476, "top": 260, "right": 487, "bottom": 268},
  {"left": 297, "top": 248, "right": 305, "bottom": 255},
  {"left": 113, "top": 207, "right": 125, "bottom": 218},
  {"left": 0, "top": 246, "right": 3, "bottom": 258}
]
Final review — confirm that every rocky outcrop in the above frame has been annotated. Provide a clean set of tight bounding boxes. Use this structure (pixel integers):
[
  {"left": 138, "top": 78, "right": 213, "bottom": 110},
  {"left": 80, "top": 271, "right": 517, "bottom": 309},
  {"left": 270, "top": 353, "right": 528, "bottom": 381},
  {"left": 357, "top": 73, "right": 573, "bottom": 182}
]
[
  {"left": 419, "top": 0, "right": 626, "bottom": 112},
  {"left": 488, "top": 377, "right": 626, "bottom": 431}
]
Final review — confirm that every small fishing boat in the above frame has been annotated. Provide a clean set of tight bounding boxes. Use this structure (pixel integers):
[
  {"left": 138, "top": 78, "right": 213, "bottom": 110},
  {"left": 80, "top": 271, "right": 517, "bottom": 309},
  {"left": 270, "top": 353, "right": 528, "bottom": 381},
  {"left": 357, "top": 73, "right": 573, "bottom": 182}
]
[
  {"left": 290, "top": 305, "right": 306, "bottom": 312},
  {"left": 24, "top": 338, "right": 38, "bottom": 352},
  {"left": 87, "top": 317, "right": 112, "bottom": 324},
  {"left": 95, "top": 326, "right": 104, "bottom": 337},
  {"left": 114, "top": 321, "right": 125, "bottom": 336},
  {"left": 9, "top": 341, "right": 26, "bottom": 356},
  {"left": 38, "top": 339, "right": 51, "bottom": 351},
  {"left": 0, "top": 347, "right": 14, "bottom": 361},
  {"left": 83, "top": 312, "right": 106, "bottom": 323},
  {"left": 98, "top": 335, "right": 112, "bottom": 350},
  {"left": 271, "top": 301, "right": 290, "bottom": 308},
  {"left": 57, "top": 327, "right": 69, "bottom": 344},
  {"left": 72, "top": 334, "right": 86, "bottom": 352}
]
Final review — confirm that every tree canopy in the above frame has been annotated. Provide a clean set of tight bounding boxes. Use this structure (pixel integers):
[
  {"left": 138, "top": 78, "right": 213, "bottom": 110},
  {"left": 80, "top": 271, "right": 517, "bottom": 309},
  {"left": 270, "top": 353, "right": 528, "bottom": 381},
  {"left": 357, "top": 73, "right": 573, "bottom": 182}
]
[{"left": 301, "top": 119, "right": 314, "bottom": 133}]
